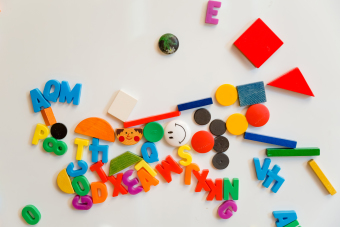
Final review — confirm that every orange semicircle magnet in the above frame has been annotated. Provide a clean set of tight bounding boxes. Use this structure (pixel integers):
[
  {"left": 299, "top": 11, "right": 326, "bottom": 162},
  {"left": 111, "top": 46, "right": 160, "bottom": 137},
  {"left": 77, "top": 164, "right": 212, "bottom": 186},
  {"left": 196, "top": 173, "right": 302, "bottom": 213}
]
[{"left": 75, "top": 117, "right": 115, "bottom": 142}]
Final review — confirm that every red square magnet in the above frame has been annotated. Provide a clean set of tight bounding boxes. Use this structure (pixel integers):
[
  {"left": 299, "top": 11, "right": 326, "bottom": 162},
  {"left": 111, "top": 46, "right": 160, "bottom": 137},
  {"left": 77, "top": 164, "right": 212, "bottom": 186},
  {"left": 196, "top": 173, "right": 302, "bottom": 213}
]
[{"left": 234, "top": 18, "right": 283, "bottom": 68}]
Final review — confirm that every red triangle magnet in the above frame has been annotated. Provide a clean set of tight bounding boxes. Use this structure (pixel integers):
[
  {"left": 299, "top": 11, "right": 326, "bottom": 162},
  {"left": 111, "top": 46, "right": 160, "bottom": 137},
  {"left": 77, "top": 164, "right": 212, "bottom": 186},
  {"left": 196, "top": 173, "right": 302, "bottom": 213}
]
[{"left": 268, "top": 68, "right": 314, "bottom": 97}]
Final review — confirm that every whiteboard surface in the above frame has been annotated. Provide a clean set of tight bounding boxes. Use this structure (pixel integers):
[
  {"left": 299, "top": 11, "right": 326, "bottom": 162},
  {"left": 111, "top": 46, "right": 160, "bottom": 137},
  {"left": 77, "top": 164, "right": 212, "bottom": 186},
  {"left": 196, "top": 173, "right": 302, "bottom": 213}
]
[{"left": 0, "top": 0, "right": 340, "bottom": 226}]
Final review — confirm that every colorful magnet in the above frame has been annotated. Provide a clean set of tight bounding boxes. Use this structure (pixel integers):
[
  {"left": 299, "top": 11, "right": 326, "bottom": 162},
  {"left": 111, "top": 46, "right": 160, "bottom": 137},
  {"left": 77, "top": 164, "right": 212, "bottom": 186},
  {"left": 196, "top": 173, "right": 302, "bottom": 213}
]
[
  {"left": 122, "top": 169, "right": 143, "bottom": 195},
  {"left": 158, "top": 33, "right": 179, "bottom": 54},
  {"left": 245, "top": 104, "right": 270, "bottom": 127},
  {"left": 212, "top": 153, "right": 229, "bottom": 169},
  {"left": 205, "top": 1, "right": 221, "bottom": 25},
  {"left": 74, "top": 117, "right": 115, "bottom": 142},
  {"left": 141, "top": 142, "right": 159, "bottom": 163},
  {"left": 74, "top": 138, "right": 90, "bottom": 160},
  {"left": 32, "top": 124, "right": 49, "bottom": 145},
  {"left": 72, "top": 195, "right": 93, "bottom": 210},
  {"left": 137, "top": 168, "right": 159, "bottom": 192},
  {"left": 116, "top": 128, "right": 143, "bottom": 145},
  {"left": 226, "top": 113, "right": 248, "bottom": 135},
  {"left": 209, "top": 119, "right": 226, "bottom": 136},
  {"left": 108, "top": 173, "right": 128, "bottom": 197},
  {"left": 191, "top": 131, "right": 214, "bottom": 153},
  {"left": 218, "top": 200, "right": 237, "bottom": 219},
  {"left": 273, "top": 210, "right": 298, "bottom": 227},
  {"left": 43, "top": 137, "right": 68, "bottom": 156},
  {"left": 91, "top": 182, "right": 108, "bottom": 204},
  {"left": 155, "top": 155, "right": 183, "bottom": 183},
  {"left": 143, "top": 122, "right": 164, "bottom": 142},
  {"left": 215, "top": 84, "right": 237, "bottom": 106},
  {"left": 90, "top": 160, "right": 108, "bottom": 183},
  {"left": 194, "top": 108, "right": 211, "bottom": 125},
  {"left": 213, "top": 136, "right": 229, "bottom": 153},
  {"left": 89, "top": 138, "right": 109, "bottom": 163},
  {"left": 59, "top": 81, "right": 82, "bottom": 105},
  {"left": 30, "top": 88, "right": 51, "bottom": 113},
  {"left": 234, "top": 18, "right": 283, "bottom": 68},
  {"left": 66, "top": 160, "right": 88, "bottom": 177},
  {"left": 178, "top": 144, "right": 192, "bottom": 166},
  {"left": 177, "top": 98, "right": 213, "bottom": 111},
  {"left": 51, "top": 123, "right": 67, "bottom": 140},
  {"left": 109, "top": 151, "right": 142, "bottom": 176},
  {"left": 108, "top": 90, "right": 138, "bottom": 122},
  {"left": 185, "top": 163, "right": 200, "bottom": 185},
  {"left": 43, "top": 79, "right": 61, "bottom": 102},
  {"left": 72, "top": 176, "right": 90, "bottom": 196},
  {"left": 22, "top": 205, "right": 41, "bottom": 225},
  {"left": 57, "top": 168, "right": 75, "bottom": 194},
  {"left": 164, "top": 120, "right": 191, "bottom": 147}
]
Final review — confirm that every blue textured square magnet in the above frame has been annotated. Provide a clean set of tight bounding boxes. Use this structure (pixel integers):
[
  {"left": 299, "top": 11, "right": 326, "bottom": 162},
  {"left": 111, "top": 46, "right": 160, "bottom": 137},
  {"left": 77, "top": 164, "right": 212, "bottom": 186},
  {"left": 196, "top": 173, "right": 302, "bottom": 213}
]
[{"left": 236, "top": 81, "right": 266, "bottom": 106}]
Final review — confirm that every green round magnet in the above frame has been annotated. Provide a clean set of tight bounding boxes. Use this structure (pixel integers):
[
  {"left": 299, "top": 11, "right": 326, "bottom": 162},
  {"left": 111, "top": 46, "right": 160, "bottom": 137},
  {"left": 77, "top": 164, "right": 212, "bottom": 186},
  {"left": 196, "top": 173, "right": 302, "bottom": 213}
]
[
  {"left": 143, "top": 122, "right": 164, "bottom": 142},
  {"left": 22, "top": 205, "right": 41, "bottom": 225}
]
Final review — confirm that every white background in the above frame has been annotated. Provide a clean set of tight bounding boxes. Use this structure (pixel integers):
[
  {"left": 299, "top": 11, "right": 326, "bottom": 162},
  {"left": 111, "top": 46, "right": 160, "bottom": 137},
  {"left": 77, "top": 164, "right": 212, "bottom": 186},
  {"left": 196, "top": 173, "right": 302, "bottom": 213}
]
[{"left": 0, "top": 0, "right": 339, "bottom": 226}]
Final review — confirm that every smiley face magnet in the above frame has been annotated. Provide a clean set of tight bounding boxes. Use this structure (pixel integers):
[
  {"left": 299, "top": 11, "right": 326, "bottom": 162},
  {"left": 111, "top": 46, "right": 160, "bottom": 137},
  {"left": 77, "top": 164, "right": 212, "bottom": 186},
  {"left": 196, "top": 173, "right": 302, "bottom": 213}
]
[
  {"left": 164, "top": 120, "right": 191, "bottom": 147},
  {"left": 116, "top": 128, "right": 143, "bottom": 145}
]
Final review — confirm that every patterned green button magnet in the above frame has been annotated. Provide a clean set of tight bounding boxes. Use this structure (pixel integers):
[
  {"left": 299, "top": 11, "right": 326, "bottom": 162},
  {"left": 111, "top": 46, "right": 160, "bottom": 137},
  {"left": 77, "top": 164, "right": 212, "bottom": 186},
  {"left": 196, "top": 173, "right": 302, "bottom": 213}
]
[
  {"left": 144, "top": 122, "right": 164, "bottom": 142},
  {"left": 158, "top": 33, "right": 179, "bottom": 54},
  {"left": 22, "top": 205, "right": 41, "bottom": 225}
]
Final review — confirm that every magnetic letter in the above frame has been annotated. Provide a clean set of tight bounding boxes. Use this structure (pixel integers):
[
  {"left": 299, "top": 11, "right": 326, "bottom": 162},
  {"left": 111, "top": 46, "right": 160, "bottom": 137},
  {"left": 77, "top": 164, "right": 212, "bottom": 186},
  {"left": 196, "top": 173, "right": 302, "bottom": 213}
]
[
  {"left": 254, "top": 157, "right": 271, "bottom": 180},
  {"left": 22, "top": 205, "right": 41, "bottom": 225},
  {"left": 185, "top": 163, "right": 200, "bottom": 185},
  {"left": 32, "top": 123, "right": 49, "bottom": 145},
  {"left": 122, "top": 169, "right": 143, "bottom": 195},
  {"left": 91, "top": 182, "right": 108, "bottom": 204},
  {"left": 263, "top": 165, "right": 285, "bottom": 193},
  {"left": 218, "top": 200, "right": 237, "bottom": 219},
  {"left": 137, "top": 168, "right": 159, "bottom": 192},
  {"left": 135, "top": 160, "right": 157, "bottom": 177},
  {"left": 205, "top": 1, "right": 221, "bottom": 25},
  {"left": 43, "top": 79, "right": 61, "bottom": 102},
  {"left": 72, "top": 176, "right": 90, "bottom": 196},
  {"left": 178, "top": 145, "right": 192, "bottom": 166},
  {"left": 273, "top": 210, "right": 298, "bottom": 227},
  {"left": 193, "top": 169, "right": 210, "bottom": 192},
  {"left": 66, "top": 160, "right": 88, "bottom": 177},
  {"left": 59, "top": 81, "right": 82, "bottom": 105},
  {"left": 155, "top": 155, "right": 183, "bottom": 183},
  {"left": 206, "top": 178, "right": 223, "bottom": 201},
  {"left": 30, "top": 88, "right": 51, "bottom": 112},
  {"left": 89, "top": 138, "right": 109, "bottom": 163},
  {"left": 90, "top": 160, "right": 108, "bottom": 183},
  {"left": 141, "top": 142, "right": 159, "bottom": 163},
  {"left": 108, "top": 173, "right": 128, "bottom": 197},
  {"left": 75, "top": 138, "right": 90, "bottom": 160},
  {"left": 223, "top": 178, "right": 239, "bottom": 200},
  {"left": 72, "top": 195, "right": 93, "bottom": 210}
]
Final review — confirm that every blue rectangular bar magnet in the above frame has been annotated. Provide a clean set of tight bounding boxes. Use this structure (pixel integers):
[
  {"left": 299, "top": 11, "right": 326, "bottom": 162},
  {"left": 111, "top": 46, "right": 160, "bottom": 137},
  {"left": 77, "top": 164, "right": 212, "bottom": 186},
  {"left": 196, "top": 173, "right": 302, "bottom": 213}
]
[
  {"left": 244, "top": 132, "right": 297, "bottom": 148},
  {"left": 177, "top": 98, "right": 213, "bottom": 111}
]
